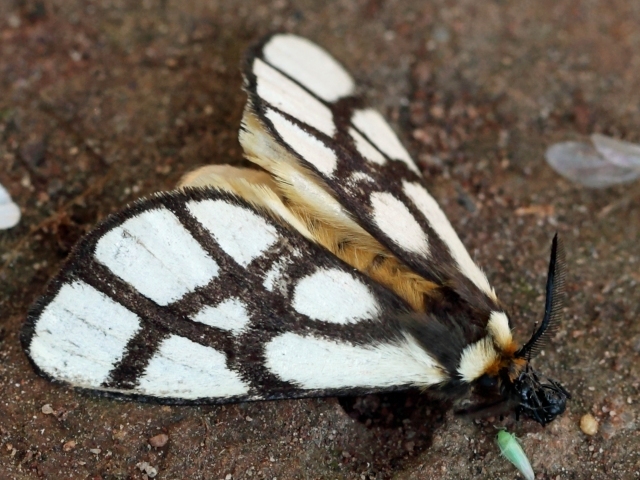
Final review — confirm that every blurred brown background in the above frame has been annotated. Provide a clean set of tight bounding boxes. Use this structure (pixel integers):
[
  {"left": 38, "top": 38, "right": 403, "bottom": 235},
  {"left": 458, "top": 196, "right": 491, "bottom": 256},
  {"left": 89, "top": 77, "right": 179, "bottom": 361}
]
[{"left": 1, "top": 1, "right": 638, "bottom": 478}]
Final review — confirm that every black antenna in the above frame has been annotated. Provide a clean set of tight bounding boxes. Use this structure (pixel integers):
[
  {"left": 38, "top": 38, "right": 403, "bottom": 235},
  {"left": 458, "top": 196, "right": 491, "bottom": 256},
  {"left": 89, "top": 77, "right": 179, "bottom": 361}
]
[{"left": 517, "top": 234, "right": 567, "bottom": 359}]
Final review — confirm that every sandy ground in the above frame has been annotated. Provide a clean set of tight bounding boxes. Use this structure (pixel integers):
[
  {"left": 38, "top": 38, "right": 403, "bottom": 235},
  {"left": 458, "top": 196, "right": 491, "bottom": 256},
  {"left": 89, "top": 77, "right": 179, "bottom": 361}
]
[{"left": 1, "top": 0, "right": 639, "bottom": 479}]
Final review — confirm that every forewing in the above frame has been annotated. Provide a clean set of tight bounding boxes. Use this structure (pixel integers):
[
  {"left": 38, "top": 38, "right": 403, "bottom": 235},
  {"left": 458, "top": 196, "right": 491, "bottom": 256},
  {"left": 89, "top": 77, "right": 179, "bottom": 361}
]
[
  {"left": 242, "top": 33, "right": 498, "bottom": 310},
  {"left": 22, "top": 189, "right": 447, "bottom": 403}
]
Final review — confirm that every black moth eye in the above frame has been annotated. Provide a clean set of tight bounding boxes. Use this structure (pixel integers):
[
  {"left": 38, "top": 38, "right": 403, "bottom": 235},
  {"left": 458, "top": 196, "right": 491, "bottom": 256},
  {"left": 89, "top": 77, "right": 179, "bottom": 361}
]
[{"left": 477, "top": 374, "right": 499, "bottom": 390}]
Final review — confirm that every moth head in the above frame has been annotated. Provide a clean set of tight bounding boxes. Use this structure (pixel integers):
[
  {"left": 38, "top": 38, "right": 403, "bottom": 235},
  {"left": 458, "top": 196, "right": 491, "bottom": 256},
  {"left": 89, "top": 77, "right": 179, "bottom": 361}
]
[
  {"left": 510, "top": 234, "right": 570, "bottom": 424},
  {"left": 460, "top": 235, "right": 570, "bottom": 425},
  {"left": 508, "top": 365, "right": 570, "bottom": 425}
]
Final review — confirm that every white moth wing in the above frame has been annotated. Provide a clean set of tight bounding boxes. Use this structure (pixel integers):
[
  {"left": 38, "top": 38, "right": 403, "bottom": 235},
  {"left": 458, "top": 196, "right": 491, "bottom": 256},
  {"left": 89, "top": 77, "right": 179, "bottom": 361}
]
[
  {"left": 0, "top": 182, "right": 20, "bottom": 229},
  {"left": 242, "top": 33, "right": 497, "bottom": 304},
  {"left": 545, "top": 140, "right": 640, "bottom": 188},
  {"left": 23, "top": 189, "right": 450, "bottom": 403},
  {"left": 261, "top": 33, "right": 355, "bottom": 102},
  {"left": 591, "top": 133, "right": 640, "bottom": 168}
]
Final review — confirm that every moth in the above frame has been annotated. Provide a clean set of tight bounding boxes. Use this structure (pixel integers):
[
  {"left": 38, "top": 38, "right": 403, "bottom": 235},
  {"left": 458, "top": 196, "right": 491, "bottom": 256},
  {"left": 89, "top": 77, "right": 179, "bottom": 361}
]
[{"left": 22, "top": 33, "right": 569, "bottom": 425}]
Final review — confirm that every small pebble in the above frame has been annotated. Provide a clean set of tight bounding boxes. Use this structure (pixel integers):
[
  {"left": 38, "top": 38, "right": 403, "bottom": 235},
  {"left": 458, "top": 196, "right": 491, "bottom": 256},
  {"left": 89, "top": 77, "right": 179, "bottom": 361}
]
[
  {"left": 146, "top": 466, "right": 158, "bottom": 478},
  {"left": 63, "top": 440, "right": 76, "bottom": 451},
  {"left": 149, "top": 433, "right": 169, "bottom": 448},
  {"left": 7, "top": 13, "right": 21, "bottom": 28},
  {"left": 580, "top": 413, "right": 599, "bottom": 436},
  {"left": 89, "top": 448, "right": 101, "bottom": 455},
  {"left": 137, "top": 461, "right": 158, "bottom": 478},
  {"left": 41, "top": 404, "right": 54, "bottom": 415}
]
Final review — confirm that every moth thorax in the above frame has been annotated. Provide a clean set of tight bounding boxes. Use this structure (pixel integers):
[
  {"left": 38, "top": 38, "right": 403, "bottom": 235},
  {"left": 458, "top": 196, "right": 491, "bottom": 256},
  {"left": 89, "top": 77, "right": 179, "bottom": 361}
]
[
  {"left": 483, "top": 348, "right": 526, "bottom": 381},
  {"left": 499, "top": 337, "right": 528, "bottom": 383},
  {"left": 506, "top": 356, "right": 528, "bottom": 383}
]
